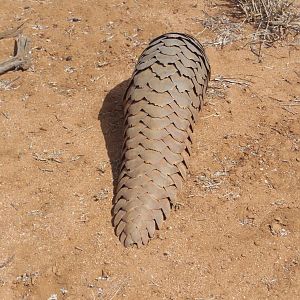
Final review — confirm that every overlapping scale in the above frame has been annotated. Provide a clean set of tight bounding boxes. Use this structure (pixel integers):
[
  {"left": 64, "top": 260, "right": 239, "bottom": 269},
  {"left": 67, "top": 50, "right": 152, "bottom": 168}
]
[{"left": 112, "top": 32, "right": 210, "bottom": 247}]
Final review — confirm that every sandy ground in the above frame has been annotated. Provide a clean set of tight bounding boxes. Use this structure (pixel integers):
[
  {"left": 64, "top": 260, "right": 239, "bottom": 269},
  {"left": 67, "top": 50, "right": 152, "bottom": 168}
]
[{"left": 0, "top": 0, "right": 299, "bottom": 299}]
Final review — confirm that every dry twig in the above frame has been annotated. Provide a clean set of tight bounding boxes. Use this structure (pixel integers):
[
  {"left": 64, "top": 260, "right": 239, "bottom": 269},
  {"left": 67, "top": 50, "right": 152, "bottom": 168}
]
[
  {"left": 0, "top": 255, "right": 14, "bottom": 268},
  {"left": 202, "top": 13, "right": 244, "bottom": 46}
]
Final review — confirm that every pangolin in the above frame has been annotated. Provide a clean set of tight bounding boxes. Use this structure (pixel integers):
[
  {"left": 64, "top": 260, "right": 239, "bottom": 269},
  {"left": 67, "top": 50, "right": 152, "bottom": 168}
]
[{"left": 112, "top": 32, "right": 211, "bottom": 247}]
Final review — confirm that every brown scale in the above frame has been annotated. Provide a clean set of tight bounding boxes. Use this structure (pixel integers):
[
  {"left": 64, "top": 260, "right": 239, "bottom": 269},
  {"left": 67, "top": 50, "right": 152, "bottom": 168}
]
[{"left": 112, "top": 32, "right": 211, "bottom": 247}]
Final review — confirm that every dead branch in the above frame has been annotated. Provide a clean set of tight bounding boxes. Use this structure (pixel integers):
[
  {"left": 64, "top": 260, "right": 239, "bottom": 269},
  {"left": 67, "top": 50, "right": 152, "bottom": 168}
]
[{"left": 0, "top": 35, "right": 31, "bottom": 75}]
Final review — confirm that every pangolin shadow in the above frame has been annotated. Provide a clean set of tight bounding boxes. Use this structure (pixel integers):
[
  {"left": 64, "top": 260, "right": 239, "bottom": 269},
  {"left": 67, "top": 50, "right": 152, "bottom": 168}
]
[{"left": 98, "top": 79, "right": 130, "bottom": 195}]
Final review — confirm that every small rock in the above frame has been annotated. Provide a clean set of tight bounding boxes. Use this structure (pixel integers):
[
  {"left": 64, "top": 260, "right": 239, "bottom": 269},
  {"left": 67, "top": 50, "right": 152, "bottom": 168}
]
[
  {"left": 270, "top": 222, "right": 282, "bottom": 235},
  {"left": 269, "top": 221, "right": 289, "bottom": 236},
  {"left": 93, "top": 188, "right": 109, "bottom": 201},
  {"left": 97, "top": 161, "right": 107, "bottom": 175},
  {"left": 96, "top": 269, "right": 111, "bottom": 281},
  {"left": 65, "top": 66, "right": 76, "bottom": 74},
  {"left": 97, "top": 288, "right": 104, "bottom": 296},
  {"left": 68, "top": 17, "right": 81, "bottom": 22},
  {"left": 60, "top": 287, "right": 68, "bottom": 295},
  {"left": 157, "top": 234, "right": 166, "bottom": 240},
  {"left": 253, "top": 240, "right": 260, "bottom": 246}
]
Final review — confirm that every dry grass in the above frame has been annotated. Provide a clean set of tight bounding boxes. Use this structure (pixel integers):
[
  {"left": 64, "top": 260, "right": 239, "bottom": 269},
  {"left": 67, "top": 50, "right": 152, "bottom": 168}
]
[
  {"left": 202, "top": 1, "right": 299, "bottom": 61},
  {"left": 202, "top": 13, "right": 244, "bottom": 46},
  {"left": 233, "top": 0, "right": 300, "bottom": 43}
]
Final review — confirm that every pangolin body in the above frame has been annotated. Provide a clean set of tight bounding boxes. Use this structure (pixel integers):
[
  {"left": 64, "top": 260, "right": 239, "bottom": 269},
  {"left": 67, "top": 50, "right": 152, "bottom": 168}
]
[{"left": 113, "top": 33, "right": 211, "bottom": 247}]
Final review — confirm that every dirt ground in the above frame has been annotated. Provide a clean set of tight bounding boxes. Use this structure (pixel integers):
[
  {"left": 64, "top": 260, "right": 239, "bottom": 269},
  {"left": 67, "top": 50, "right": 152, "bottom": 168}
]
[{"left": 0, "top": 0, "right": 299, "bottom": 299}]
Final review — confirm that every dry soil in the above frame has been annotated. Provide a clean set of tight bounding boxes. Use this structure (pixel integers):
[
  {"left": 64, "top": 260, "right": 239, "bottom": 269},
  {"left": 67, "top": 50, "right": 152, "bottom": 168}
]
[{"left": 0, "top": 0, "right": 299, "bottom": 299}]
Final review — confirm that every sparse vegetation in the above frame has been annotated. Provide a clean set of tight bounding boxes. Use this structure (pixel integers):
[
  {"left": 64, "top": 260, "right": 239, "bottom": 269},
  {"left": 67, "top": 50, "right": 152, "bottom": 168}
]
[{"left": 233, "top": 0, "right": 300, "bottom": 43}]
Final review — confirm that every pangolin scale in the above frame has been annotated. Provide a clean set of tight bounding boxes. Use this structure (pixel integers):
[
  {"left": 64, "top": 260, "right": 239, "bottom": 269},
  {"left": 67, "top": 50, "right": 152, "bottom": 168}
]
[{"left": 113, "top": 32, "right": 211, "bottom": 247}]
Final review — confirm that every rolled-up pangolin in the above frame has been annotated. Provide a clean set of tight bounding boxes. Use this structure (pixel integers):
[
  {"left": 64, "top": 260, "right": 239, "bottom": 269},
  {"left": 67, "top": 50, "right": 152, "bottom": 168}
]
[{"left": 113, "top": 32, "right": 211, "bottom": 247}]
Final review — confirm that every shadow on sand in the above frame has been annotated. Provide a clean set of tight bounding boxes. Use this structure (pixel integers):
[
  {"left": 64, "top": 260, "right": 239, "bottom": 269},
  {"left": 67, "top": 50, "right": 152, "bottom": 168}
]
[{"left": 98, "top": 79, "right": 130, "bottom": 194}]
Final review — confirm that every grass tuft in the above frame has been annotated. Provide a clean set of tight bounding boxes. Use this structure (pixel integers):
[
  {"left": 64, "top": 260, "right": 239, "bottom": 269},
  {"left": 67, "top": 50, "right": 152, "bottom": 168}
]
[{"left": 233, "top": 0, "right": 300, "bottom": 43}]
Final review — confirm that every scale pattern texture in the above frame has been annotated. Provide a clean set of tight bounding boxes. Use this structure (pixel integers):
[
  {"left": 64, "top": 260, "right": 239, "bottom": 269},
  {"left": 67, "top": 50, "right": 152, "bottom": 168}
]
[{"left": 113, "top": 33, "right": 211, "bottom": 247}]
